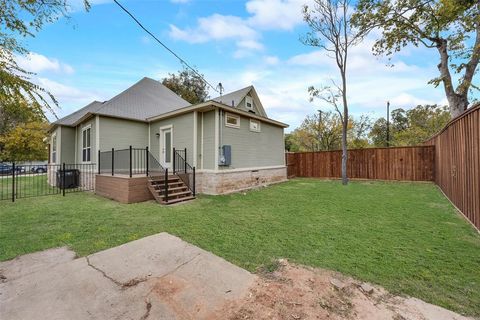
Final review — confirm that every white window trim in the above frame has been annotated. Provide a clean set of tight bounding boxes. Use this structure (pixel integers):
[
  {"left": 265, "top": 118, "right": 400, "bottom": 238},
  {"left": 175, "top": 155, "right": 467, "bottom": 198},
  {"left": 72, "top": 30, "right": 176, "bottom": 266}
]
[
  {"left": 51, "top": 133, "right": 57, "bottom": 164},
  {"left": 245, "top": 96, "right": 253, "bottom": 110},
  {"left": 225, "top": 113, "right": 240, "bottom": 129},
  {"left": 81, "top": 125, "right": 92, "bottom": 163},
  {"left": 249, "top": 119, "right": 261, "bottom": 132}
]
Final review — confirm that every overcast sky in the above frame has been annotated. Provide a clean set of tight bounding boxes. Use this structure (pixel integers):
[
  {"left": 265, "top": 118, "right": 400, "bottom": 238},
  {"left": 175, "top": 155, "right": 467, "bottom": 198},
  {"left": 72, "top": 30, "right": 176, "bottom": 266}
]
[{"left": 17, "top": 0, "right": 476, "bottom": 131}]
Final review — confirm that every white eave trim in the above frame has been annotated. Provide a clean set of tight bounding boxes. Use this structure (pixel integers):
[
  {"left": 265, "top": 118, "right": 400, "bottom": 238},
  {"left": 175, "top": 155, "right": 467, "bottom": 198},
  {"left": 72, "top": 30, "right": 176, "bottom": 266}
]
[{"left": 146, "top": 101, "right": 289, "bottom": 128}]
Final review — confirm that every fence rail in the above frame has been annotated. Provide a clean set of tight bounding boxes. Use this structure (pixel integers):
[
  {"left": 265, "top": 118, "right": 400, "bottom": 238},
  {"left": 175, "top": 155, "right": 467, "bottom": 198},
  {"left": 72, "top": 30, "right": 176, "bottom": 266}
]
[
  {"left": 0, "top": 163, "right": 96, "bottom": 201},
  {"left": 425, "top": 103, "right": 480, "bottom": 230},
  {"left": 286, "top": 146, "right": 435, "bottom": 181},
  {"left": 98, "top": 147, "right": 150, "bottom": 177}
]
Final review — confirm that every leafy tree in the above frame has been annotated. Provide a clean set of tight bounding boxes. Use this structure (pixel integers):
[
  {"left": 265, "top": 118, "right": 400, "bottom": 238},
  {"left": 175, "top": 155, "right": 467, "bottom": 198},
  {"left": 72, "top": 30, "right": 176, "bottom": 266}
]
[
  {"left": 0, "top": 0, "right": 90, "bottom": 117},
  {"left": 290, "top": 111, "right": 343, "bottom": 151},
  {"left": 352, "top": 0, "right": 480, "bottom": 118},
  {"left": 284, "top": 133, "right": 300, "bottom": 152},
  {"left": 0, "top": 94, "right": 48, "bottom": 160},
  {"left": 302, "top": 0, "right": 365, "bottom": 185},
  {"left": 0, "top": 121, "right": 49, "bottom": 161},
  {"left": 369, "top": 104, "right": 450, "bottom": 146},
  {"left": 162, "top": 68, "right": 209, "bottom": 104},
  {"left": 287, "top": 111, "right": 372, "bottom": 151},
  {"left": 348, "top": 114, "right": 372, "bottom": 148}
]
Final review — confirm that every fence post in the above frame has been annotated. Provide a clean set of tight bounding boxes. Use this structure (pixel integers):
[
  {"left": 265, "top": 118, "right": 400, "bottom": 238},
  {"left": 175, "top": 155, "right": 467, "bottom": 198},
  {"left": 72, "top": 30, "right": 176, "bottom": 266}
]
[
  {"left": 111, "top": 148, "right": 114, "bottom": 176},
  {"left": 62, "top": 163, "right": 66, "bottom": 197},
  {"left": 192, "top": 167, "right": 196, "bottom": 197},
  {"left": 98, "top": 149, "right": 101, "bottom": 175},
  {"left": 173, "top": 147, "right": 176, "bottom": 174},
  {"left": 129, "top": 145, "right": 132, "bottom": 178},
  {"left": 164, "top": 168, "right": 169, "bottom": 203},
  {"left": 11, "top": 162, "right": 15, "bottom": 202},
  {"left": 184, "top": 148, "right": 187, "bottom": 174},
  {"left": 145, "top": 146, "right": 149, "bottom": 176}
]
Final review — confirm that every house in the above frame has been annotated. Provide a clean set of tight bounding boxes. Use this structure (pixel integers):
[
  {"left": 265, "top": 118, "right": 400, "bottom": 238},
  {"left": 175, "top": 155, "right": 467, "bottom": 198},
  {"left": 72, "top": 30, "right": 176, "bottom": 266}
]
[{"left": 48, "top": 77, "right": 288, "bottom": 202}]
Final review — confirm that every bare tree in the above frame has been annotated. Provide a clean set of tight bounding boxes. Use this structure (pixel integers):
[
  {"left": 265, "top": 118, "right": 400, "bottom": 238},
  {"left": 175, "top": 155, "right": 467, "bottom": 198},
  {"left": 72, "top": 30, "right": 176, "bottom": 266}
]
[{"left": 302, "top": 0, "right": 364, "bottom": 185}]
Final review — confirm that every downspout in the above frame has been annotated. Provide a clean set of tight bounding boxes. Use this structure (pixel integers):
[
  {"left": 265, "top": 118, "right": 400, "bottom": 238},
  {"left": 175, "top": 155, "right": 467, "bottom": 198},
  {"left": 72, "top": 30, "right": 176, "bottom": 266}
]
[{"left": 219, "top": 109, "right": 223, "bottom": 165}]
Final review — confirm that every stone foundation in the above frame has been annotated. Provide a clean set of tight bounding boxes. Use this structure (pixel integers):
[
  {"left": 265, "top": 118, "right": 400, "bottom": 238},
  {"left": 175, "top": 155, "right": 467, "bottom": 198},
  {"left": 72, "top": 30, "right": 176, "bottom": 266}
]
[
  {"left": 95, "top": 174, "right": 153, "bottom": 203},
  {"left": 196, "top": 166, "right": 287, "bottom": 195}
]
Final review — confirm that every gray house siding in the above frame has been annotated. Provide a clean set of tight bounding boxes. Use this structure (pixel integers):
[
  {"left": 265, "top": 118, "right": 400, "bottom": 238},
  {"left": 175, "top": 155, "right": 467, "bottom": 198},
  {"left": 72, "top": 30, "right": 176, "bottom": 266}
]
[
  {"left": 76, "top": 117, "right": 97, "bottom": 163},
  {"left": 201, "top": 110, "right": 216, "bottom": 170},
  {"left": 149, "top": 112, "right": 194, "bottom": 165},
  {"left": 49, "top": 127, "right": 61, "bottom": 164},
  {"left": 220, "top": 111, "right": 285, "bottom": 169},
  {"left": 99, "top": 116, "right": 148, "bottom": 151},
  {"left": 60, "top": 127, "right": 76, "bottom": 163}
]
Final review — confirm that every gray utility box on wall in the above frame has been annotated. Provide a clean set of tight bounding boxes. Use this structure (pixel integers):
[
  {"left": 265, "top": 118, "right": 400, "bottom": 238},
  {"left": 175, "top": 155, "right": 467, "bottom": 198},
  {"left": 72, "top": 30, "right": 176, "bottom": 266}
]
[{"left": 220, "top": 145, "right": 231, "bottom": 166}]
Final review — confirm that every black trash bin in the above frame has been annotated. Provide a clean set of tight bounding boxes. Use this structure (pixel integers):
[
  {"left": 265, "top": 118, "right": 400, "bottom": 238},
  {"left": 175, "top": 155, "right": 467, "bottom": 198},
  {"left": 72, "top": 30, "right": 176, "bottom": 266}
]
[{"left": 56, "top": 169, "right": 80, "bottom": 189}]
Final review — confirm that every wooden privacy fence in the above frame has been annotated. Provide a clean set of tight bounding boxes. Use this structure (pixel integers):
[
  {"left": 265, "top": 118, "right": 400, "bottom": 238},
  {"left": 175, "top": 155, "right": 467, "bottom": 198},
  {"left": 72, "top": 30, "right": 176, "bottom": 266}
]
[
  {"left": 286, "top": 146, "right": 435, "bottom": 181},
  {"left": 425, "top": 103, "right": 480, "bottom": 230}
]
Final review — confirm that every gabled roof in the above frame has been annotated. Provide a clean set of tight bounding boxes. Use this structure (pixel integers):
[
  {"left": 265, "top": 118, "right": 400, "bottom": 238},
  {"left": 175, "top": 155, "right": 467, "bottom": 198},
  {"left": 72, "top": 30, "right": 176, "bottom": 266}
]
[
  {"left": 212, "top": 86, "right": 253, "bottom": 107},
  {"left": 52, "top": 101, "right": 103, "bottom": 126},
  {"left": 94, "top": 77, "right": 190, "bottom": 121},
  {"left": 212, "top": 85, "right": 268, "bottom": 118}
]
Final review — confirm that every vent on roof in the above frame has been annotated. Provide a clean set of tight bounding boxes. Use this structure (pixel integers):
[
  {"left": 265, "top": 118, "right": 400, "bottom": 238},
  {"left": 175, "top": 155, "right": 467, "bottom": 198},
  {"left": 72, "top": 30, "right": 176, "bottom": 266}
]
[{"left": 231, "top": 100, "right": 234, "bottom": 107}]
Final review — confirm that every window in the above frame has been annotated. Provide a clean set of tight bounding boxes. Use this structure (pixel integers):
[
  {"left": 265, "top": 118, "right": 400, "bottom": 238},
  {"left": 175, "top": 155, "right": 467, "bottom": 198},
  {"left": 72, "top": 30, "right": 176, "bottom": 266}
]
[
  {"left": 51, "top": 134, "right": 57, "bottom": 163},
  {"left": 82, "top": 126, "right": 91, "bottom": 162},
  {"left": 245, "top": 96, "right": 253, "bottom": 110},
  {"left": 225, "top": 113, "right": 240, "bottom": 128},
  {"left": 250, "top": 119, "right": 261, "bottom": 132}
]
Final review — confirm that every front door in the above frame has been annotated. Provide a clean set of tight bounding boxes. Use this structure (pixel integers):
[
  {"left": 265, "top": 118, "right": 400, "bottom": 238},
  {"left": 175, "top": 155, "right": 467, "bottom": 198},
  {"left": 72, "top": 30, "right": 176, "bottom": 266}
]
[{"left": 160, "top": 127, "right": 172, "bottom": 169}]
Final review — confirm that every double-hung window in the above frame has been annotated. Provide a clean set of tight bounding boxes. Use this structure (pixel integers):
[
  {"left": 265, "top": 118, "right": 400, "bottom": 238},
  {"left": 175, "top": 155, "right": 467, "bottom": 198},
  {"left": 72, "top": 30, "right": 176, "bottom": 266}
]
[
  {"left": 245, "top": 96, "right": 253, "bottom": 110},
  {"left": 82, "top": 126, "right": 91, "bottom": 162},
  {"left": 51, "top": 134, "right": 57, "bottom": 163}
]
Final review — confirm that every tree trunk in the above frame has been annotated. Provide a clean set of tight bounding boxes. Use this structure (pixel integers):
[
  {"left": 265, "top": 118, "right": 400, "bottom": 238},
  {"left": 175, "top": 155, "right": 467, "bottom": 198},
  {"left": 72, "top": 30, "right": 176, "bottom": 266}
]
[
  {"left": 436, "top": 39, "right": 469, "bottom": 118},
  {"left": 341, "top": 72, "right": 348, "bottom": 185}
]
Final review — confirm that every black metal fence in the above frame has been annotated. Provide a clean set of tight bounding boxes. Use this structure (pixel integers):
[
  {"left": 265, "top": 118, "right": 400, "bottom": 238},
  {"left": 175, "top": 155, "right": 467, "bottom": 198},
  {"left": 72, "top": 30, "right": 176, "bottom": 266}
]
[
  {"left": 0, "top": 162, "right": 96, "bottom": 202},
  {"left": 98, "top": 147, "right": 150, "bottom": 177}
]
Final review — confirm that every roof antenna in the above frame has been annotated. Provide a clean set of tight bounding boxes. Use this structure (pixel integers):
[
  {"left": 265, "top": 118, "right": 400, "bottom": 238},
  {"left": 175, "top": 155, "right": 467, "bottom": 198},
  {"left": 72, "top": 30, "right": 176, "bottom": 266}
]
[{"left": 216, "top": 82, "right": 224, "bottom": 96}]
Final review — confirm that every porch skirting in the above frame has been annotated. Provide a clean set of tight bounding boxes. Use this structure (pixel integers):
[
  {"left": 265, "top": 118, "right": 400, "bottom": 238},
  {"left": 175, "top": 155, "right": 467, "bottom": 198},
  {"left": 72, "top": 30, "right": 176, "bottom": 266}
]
[
  {"left": 195, "top": 166, "right": 287, "bottom": 195},
  {"left": 95, "top": 175, "right": 153, "bottom": 204}
]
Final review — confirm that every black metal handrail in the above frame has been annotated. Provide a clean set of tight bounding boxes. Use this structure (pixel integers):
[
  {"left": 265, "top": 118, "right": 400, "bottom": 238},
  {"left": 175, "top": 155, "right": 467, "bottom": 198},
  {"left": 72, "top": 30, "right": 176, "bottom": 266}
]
[
  {"left": 173, "top": 149, "right": 196, "bottom": 196},
  {"left": 98, "top": 146, "right": 151, "bottom": 177}
]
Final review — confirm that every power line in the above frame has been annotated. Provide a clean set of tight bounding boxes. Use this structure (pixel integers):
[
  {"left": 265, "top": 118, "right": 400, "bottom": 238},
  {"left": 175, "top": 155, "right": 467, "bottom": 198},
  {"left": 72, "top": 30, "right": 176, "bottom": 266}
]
[{"left": 112, "top": 0, "right": 219, "bottom": 93}]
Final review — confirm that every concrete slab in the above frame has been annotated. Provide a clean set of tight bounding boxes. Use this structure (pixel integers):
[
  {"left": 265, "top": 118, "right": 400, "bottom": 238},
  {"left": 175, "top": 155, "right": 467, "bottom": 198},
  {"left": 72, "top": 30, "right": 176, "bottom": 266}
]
[{"left": 0, "top": 233, "right": 256, "bottom": 320}]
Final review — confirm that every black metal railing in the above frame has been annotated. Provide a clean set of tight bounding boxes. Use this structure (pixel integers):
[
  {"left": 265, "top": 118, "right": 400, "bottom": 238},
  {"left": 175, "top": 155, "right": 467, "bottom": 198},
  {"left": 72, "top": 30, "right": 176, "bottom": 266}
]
[
  {"left": 98, "top": 146, "right": 150, "bottom": 177},
  {"left": 97, "top": 146, "right": 195, "bottom": 200},
  {"left": 173, "top": 148, "right": 196, "bottom": 196},
  {"left": 0, "top": 162, "right": 96, "bottom": 202}
]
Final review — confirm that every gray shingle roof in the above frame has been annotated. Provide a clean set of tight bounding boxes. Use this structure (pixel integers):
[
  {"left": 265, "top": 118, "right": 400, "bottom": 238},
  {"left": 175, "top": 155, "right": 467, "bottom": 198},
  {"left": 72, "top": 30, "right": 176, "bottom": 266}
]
[
  {"left": 212, "top": 86, "right": 253, "bottom": 108},
  {"left": 53, "top": 77, "right": 191, "bottom": 127},
  {"left": 94, "top": 77, "right": 190, "bottom": 121},
  {"left": 53, "top": 101, "right": 103, "bottom": 126}
]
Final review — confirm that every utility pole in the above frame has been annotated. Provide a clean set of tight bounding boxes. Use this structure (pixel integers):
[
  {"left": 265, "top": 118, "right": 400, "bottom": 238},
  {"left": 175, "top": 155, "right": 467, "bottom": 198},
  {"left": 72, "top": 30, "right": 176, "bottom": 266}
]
[
  {"left": 386, "top": 101, "right": 390, "bottom": 147},
  {"left": 317, "top": 109, "right": 323, "bottom": 151}
]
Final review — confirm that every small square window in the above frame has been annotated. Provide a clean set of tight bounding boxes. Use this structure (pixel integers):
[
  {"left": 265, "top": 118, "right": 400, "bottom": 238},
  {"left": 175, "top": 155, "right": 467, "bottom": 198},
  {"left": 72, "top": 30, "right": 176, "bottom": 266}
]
[
  {"left": 250, "top": 119, "right": 261, "bottom": 132},
  {"left": 225, "top": 113, "right": 240, "bottom": 128}
]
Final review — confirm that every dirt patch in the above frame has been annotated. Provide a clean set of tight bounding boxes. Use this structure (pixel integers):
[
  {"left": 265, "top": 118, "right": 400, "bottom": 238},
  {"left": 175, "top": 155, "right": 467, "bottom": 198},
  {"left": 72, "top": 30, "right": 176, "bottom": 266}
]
[{"left": 218, "top": 259, "right": 472, "bottom": 320}]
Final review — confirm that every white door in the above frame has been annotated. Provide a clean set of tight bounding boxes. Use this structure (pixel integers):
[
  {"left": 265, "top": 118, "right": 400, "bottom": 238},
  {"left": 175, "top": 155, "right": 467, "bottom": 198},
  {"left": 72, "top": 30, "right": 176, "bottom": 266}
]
[{"left": 160, "top": 127, "right": 173, "bottom": 169}]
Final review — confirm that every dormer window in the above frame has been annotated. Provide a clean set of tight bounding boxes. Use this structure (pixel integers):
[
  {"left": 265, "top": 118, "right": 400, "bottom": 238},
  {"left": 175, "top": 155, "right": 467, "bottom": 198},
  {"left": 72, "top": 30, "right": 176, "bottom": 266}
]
[{"left": 245, "top": 96, "right": 253, "bottom": 110}]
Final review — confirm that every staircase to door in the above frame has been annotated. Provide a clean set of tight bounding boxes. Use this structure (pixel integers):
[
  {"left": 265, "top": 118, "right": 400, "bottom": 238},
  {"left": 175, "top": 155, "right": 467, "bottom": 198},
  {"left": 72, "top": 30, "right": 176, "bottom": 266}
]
[{"left": 147, "top": 149, "right": 196, "bottom": 205}]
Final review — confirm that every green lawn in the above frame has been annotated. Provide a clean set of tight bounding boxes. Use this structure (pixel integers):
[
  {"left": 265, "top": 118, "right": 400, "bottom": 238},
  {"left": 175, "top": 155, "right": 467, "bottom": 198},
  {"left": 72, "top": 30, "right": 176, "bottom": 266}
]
[
  {"left": 0, "top": 179, "right": 479, "bottom": 316},
  {"left": 0, "top": 174, "right": 58, "bottom": 200}
]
